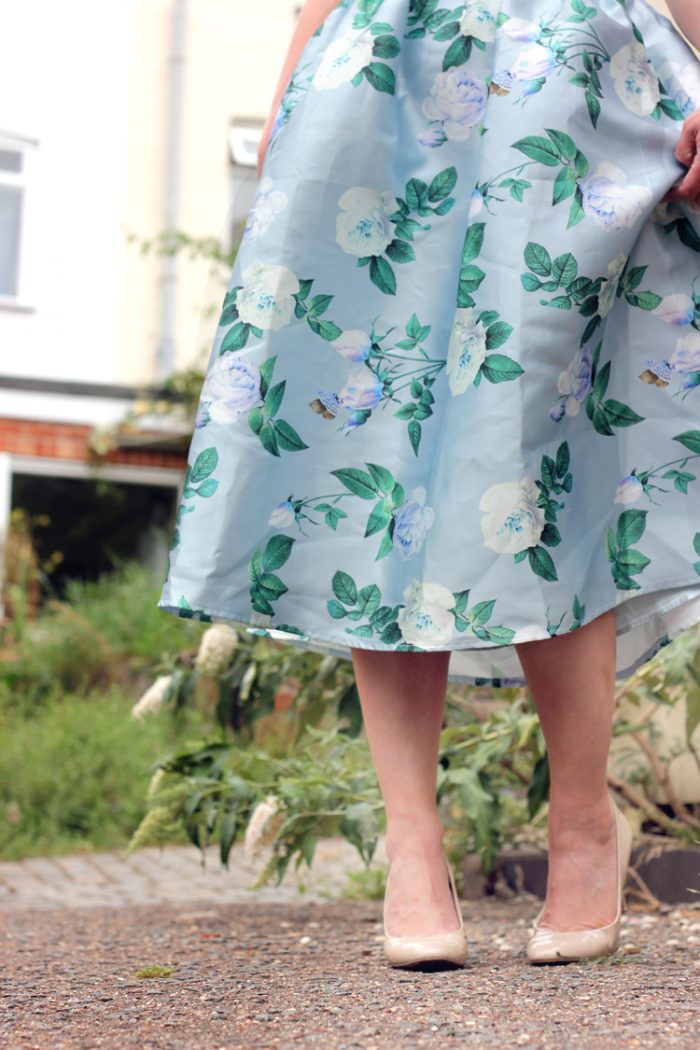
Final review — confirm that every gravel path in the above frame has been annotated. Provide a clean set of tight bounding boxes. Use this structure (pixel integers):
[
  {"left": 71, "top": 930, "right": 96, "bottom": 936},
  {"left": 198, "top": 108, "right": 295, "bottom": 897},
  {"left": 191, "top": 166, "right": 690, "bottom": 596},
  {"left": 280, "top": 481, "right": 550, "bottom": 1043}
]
[{"left": 2, "top": 895, "right": 699, "bottom": 1049}]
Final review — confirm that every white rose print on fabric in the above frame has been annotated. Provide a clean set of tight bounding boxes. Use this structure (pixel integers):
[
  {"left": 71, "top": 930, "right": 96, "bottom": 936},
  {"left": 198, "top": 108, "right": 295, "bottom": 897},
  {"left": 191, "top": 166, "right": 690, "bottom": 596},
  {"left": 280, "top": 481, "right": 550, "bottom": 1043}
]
[
  {"left": 658, "top": 59, "right": 700, "bottom": 118},
  {"left": 236, "top": 262, "right": 300, "bottom": 331},
  {"left": 652, "top": 294, "right": 695, "bottom": 326},
  {"left": 459, "top": 0, "right": 501, "bottom": 44},
  {"left": 446, "top": 307, "right": 488, "bottom": 394},
  {"left": 479, "top": 478, "right": 545, "bottom": 554},
  {"left": 397, "top": 579, "right": 456, "bottom": 647},
  {"left": 391, "top": 487, "right": 436, "bottom": 560},
  {"left": 242, "top": 178, "right": 288, "bottom": 244},
  {"left": 551, "top": 346, "right": 594, "bottom": 421},
  {"left": 312, "top": 30, "right": 375, "bottom": 90},
  {"left": 597, "top": 252, "right": 628, "bottom": 317},
  {"left": 336, "top": 186, "right": 397, "bottom": 257},
  {"left": 331, "top": 329, "right": 373, "bottom": 362},
  {"left": 610, "top": 40, "right": 661, "bottom": 118},
  {"left": 197, "top": 358, "right": 263, "bottom": 426},
  {"left": 577, "top": 163, "right": 652, "bottom": 232},
  {"left": 418, "top": 68, "right": 487, "bottom": 147}
]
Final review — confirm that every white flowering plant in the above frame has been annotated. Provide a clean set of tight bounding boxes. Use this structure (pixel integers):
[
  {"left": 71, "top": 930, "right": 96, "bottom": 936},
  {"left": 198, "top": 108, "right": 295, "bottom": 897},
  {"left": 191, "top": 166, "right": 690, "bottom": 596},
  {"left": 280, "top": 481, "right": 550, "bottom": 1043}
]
[{"left": 125, "top": 586, "right": 700, "bottom": 887}]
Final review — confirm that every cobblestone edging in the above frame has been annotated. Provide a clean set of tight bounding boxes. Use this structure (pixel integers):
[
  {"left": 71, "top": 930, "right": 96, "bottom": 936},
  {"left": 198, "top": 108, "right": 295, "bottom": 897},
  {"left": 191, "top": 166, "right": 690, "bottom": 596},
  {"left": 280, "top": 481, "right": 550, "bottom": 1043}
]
[{"left": 0, "top": 836, "right": 384, "bottom": 911}]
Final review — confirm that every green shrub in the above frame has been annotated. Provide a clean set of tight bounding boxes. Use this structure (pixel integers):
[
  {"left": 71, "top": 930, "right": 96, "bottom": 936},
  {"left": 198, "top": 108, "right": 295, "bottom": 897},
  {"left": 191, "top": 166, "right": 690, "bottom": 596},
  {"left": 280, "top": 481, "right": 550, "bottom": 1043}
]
[
  {"left": 0, "top": 561, "right": 205, "bottom": 708},
  {"left": 0, "top": 687, "right": 207, "bottom": 860}
]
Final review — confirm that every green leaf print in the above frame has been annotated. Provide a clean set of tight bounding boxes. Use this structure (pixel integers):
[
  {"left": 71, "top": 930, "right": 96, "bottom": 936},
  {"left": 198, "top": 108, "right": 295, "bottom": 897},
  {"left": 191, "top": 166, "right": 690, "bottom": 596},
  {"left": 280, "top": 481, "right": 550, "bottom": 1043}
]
[
  {"left": 247, "top": 356, "right": 309, "bottom": 457},
  {"left": 364, "top": 61, "right": 396, "bottom": 94},
  {"left": 292, "top": 279, "right": 344, "bottom": 341},
  {"left": 326, "top": 463, "right": 407, "bottom": 559},
  {"left": 264, "top": 381, "right": 286, "bottom": 418},
  {"left": 370, "top": 256, "right": 397, "bottom": 295},
  {"left": 524, "top": 243, "right": 552, "bottom": 277},
  {"left": 428, "top": 167, "right": 457, "bottom": 202},
  {"left": 249, "top": 535, "right": 295, "bottom": 616},
  {"left": 366, "top": 462, "right": 395, "bottom": 494},
  {"left": 442, "top": 33, "right": 471, "bottom": 72},
  {"left": 326, "top": 568, "right": 515, "bottom": 648},
  {"left": 552, "top": 167, "right": 577, "bottom": 205},
  {"left": 497, "top": 443, "right": 572, "bottom": 581},
  {"left": 333, "top": 570, "right": 358, "bottom": 606},
  {"left": 484, "top": 322, "right": 514, "bottom": 351},
  {"left": 546, "top": 128, "right": 577, "bottom": 161},
  {"left": 606, "top": 509, "right": 649, "bottom": 591},
  {"left": 365, "top": 500, "right": 393, "bottom": 536},
  {"left": 512, "top": 136, "right": 561, "bottom": 167},
  {"left": 481, "top": 355, "right": 524, "bottom": 384},
  {"left": 372, "top": 34, "right": 401, "bottom": 59},
  {"left": 331, "top": 467, "right": 378, "bottom": 500},
  {"left": 352, "top": 0, "right": 386, "bottom": 30},
  {"left": 626, "top": 291, "right": 663, "bottom": 311},
  {"left": 616, "top": 509, "right": 646, "bottom": 549},
  {"left": 582, "top": 344, "right": 645, "bottom": 438},
  {"left": 528, "top": 546, "right": 558, "bottom": 582},
  {"left": 170, "top": 449, "right": 219, "bottom": 549},
  {"left": 190, "top": 448, "right": 218, "bottom": 483},
  {"left": 674, "top": 430, "right": 700, "bottom": 456},
  {"left": 693, "top": 533, "right": 700, "bottom": 576},
  {"left": 260, "top": 535, "right": 294, "bottom": 573},
  {"left": 491, "top": 130, "right": 591, "bottom": 222},
  {"left": 220, "top": 322, "right": 250, "bottom": 354},
  {"left": 355, "top": 168, "right": 455, "bottom": 297},
  {"left": 385, "top": 240, "right": 416, "bottom": 264},
  {"left": 462, "top": 223, "right": 485, "bottom": 263}
]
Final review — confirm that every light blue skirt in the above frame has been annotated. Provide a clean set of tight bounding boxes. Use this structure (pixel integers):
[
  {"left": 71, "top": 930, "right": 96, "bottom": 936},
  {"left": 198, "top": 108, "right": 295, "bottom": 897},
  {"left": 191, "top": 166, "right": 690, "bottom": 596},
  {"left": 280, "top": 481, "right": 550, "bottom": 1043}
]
[{"left": 159, "top": 0, "right": 700, "bottom": 685}]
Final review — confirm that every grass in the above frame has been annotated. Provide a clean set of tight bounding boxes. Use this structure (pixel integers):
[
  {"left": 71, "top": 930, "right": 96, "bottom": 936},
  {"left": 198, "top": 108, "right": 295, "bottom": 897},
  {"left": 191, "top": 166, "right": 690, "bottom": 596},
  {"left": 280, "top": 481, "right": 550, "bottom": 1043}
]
[
  {"left": 0, "top": 561, "right": 214, "bottom": 861},
  {"left": 133, "top": 965, "right": 176, "bottom": 979},
  {"left": 0, "top": 560, "right": 205, "bottom": 708},
  {"left": 0, "top": 686, "right": 208, "bottom": 861}
]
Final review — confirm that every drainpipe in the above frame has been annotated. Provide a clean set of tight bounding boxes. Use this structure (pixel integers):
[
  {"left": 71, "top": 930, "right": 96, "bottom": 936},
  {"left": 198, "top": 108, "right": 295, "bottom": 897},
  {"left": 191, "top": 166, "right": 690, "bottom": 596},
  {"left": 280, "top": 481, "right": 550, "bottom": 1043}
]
[{"left": 157, "top": 0, "right": 187, "bottom": 380}]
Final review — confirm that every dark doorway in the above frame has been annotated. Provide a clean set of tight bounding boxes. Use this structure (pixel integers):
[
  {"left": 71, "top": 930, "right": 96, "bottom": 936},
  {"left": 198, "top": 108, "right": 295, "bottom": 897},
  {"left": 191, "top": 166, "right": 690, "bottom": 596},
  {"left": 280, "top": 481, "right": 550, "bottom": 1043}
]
[{"left": 11, "top": 473, "right": 178, "bottom": 595}]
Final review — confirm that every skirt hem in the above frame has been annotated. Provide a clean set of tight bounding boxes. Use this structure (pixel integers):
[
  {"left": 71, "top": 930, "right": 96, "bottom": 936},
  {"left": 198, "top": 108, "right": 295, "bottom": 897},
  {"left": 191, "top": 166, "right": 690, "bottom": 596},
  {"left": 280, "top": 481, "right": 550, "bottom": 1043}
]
[{"left": 157, "top": 571, "right": 700, "bottom": 686}]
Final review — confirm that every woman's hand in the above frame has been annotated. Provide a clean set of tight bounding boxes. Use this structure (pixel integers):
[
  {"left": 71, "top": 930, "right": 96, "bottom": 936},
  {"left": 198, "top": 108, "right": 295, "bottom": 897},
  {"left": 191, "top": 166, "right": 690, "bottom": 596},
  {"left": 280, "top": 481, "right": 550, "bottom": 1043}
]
[{"left": 664, "top": 107, "right": 700, "bottom": 206}]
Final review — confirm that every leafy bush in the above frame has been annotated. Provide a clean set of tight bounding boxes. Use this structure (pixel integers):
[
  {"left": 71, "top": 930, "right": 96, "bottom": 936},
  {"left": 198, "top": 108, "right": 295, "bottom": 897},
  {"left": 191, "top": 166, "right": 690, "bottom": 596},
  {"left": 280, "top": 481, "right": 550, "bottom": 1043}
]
[
  {"left": 0, "top": 561, "right": 205, "bottom": 709},
  {"left": 129, "top": 620, "right": 700, "bottom": 887},
  {"left": 0, "top": 687, "right": 207, "bottom": 860}
]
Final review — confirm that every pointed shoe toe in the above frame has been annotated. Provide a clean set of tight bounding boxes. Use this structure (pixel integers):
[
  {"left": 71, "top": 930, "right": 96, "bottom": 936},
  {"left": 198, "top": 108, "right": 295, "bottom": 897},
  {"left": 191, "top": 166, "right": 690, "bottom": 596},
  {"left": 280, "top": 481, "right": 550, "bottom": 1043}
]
[
  {"left": 526, "top": 921, "right": 621, "bottom": 964},
  {"left": 526, "top": 798, "right": 633, "bottom": 965},
  {"left": 382, "top": 853, "right": 467, "bottom": 969}
]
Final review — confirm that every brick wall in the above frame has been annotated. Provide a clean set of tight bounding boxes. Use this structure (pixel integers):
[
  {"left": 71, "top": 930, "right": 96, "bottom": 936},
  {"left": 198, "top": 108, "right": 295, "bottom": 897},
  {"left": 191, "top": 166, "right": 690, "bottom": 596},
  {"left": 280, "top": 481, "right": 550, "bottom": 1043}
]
[{"left": 0, "top": 418, "right": 187, "bottom": 470}]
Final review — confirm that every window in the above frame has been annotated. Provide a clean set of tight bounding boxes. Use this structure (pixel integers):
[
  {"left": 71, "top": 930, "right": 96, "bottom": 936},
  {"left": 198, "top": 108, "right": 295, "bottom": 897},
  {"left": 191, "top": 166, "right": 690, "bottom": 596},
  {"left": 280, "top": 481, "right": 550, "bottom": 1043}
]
[{"left": 0, "top": 135, "right": 35, "bottom": 303}]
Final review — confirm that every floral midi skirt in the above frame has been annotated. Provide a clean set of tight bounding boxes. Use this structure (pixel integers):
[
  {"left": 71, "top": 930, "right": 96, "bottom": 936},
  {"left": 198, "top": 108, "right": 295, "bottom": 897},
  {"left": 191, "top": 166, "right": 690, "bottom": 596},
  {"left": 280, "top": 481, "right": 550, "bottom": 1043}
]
[{"left": 159, "top": 0, "right": 700, "bottom": 685}]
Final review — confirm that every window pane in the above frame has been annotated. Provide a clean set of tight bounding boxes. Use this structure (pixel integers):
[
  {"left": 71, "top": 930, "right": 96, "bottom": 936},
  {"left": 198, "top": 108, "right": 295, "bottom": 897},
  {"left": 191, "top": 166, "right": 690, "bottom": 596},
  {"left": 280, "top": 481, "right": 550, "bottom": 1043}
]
[
  {"left": 0, "top": 185, "right": 22, "bottom": 296},
  {"left": 0, "top": 149, "right": 22, "bottom": 173}
]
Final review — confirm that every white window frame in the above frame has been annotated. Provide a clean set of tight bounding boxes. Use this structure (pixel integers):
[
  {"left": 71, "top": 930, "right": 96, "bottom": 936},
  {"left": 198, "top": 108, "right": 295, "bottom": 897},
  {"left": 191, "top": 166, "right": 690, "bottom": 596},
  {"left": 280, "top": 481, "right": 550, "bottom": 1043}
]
[{"left": 0, "top": 132, "right": 37, "bottom": 312}]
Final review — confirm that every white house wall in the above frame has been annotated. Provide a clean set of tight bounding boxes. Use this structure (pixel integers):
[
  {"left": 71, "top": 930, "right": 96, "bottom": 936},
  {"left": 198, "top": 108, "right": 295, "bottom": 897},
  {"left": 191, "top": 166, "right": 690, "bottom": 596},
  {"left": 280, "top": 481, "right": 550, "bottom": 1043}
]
[{"left": 0, "top": 0, "right": 134, "bottom": 384}]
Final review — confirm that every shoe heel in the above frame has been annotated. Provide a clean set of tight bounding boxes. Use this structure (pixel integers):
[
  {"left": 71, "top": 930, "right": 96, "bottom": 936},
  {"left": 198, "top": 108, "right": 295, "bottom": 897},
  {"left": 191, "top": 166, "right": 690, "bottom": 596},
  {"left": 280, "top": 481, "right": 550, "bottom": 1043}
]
[
  {"left": 382, "top": 851, "right": 468, "bottom": 969},
  {"left": 527, "top": 796, "right": 632, "bottom": 965}
]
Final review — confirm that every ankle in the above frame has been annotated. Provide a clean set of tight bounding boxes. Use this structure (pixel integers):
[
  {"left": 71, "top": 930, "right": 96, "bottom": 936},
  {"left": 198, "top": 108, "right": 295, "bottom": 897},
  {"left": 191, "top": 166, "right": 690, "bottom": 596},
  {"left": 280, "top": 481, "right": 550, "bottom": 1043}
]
[
  {"left": 385, "top": 814, "right": 445, "bottom": 861},
  {"left": 547, "top": 792, "right": 615, "bottom": 843}
]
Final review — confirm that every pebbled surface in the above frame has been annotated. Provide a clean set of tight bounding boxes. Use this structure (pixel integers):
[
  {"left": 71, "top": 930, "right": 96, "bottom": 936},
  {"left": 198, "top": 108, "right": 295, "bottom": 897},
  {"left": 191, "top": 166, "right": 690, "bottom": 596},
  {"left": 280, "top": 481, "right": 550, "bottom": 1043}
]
[{"left": 1, "top": 896, "right": 699, "bottom": 1049}]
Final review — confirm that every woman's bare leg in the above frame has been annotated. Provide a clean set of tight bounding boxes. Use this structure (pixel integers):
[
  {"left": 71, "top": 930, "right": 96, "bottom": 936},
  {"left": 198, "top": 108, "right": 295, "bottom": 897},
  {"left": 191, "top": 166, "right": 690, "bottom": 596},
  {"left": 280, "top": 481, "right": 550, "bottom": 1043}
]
[
  {"left": 351, "top": 648, "right": 460, "bottom": 937},
  {"left": 516, "top": 609, "right": 619, "bottom": 929}
]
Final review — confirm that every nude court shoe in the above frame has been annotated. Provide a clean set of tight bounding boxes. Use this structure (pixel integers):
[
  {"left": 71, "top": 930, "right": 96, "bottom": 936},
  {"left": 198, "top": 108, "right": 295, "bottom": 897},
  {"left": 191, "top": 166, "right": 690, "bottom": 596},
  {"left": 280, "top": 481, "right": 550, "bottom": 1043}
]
[
  {"left": 526, "top": 797, "right": 633, "bottom": 964},
  {"left": 382, "top": 851, "right": 468, "bottom": 969}
]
